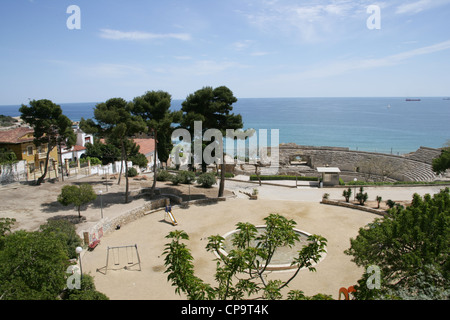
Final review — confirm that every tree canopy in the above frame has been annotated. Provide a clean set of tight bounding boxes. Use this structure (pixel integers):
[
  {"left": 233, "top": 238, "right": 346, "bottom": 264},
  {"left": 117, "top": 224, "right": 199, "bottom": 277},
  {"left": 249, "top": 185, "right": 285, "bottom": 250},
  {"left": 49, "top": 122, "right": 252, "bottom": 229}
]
[
  {"left": 180, "top": 86, "right": 243, "bottom": 197},
  {"left": 80, "top": 98, "right": 147, "bottom": 203},
  {"left": 345, "top": 188, "right": 450, "bottom": 299},
  {"left": 163, "top": 214, "right": 328, "bottom": 300},
  {"left": 20, "top": 99, "right": 76, "bottom": 185},
  {"left": 57, "top": 184, "right": 97, "bottom": 218}
]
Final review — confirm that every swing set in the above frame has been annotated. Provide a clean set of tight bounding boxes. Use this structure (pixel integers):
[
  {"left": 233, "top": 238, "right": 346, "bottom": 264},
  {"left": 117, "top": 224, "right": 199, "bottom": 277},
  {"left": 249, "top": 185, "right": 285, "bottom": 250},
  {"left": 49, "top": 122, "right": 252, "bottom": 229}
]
[{"left": 97, "top": 244, "right": 142, "bottom": 275}]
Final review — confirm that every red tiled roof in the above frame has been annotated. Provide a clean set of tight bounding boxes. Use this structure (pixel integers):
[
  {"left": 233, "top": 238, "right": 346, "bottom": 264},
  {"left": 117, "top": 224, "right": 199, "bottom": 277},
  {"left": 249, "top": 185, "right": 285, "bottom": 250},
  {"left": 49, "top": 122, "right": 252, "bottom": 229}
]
[
  {"left": 98, "top": 138, "right": 155, "bottom": 156},
  {"left": 0, "top": 127, "right": 34, "bottom": 144},
  {"left": 133, "top": 139, "right": 155, "bottom": 155},
  {"left": 73, "top": 145, "right": 87, "bottom": 151}
]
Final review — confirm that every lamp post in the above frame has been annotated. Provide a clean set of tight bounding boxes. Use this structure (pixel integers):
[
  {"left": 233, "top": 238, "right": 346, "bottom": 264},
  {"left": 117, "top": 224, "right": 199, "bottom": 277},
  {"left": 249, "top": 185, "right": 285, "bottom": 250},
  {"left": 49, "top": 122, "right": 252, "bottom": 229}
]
[
  {"left": 99, "top": 190, "right": 103, "bottom": 219},
  {"left": 353, "top": 178, "right": 357, "bottom": 201},
  {"left": 76, "top": 246, "right": 83, "bottom": 280}
]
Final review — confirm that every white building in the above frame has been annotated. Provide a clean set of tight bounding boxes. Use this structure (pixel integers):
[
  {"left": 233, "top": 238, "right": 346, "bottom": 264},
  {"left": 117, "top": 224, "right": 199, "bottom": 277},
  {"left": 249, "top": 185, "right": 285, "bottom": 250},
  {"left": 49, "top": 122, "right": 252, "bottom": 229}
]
[{"left": 60, "top": 124, "right": 94, "bottom": 163}]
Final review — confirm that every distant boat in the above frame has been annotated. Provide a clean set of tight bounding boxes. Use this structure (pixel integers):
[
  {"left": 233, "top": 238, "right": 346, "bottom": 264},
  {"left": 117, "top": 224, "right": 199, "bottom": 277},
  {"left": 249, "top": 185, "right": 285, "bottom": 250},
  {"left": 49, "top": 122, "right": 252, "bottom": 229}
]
[
  {"left": 406, "top": 98, "right": 421, "bottom": 101},
  {"left": 443, "top": 98, "right": 450, "bottom": 100},
  {"left": 387, "top": 104, "right": 391, "bottom": 109}
]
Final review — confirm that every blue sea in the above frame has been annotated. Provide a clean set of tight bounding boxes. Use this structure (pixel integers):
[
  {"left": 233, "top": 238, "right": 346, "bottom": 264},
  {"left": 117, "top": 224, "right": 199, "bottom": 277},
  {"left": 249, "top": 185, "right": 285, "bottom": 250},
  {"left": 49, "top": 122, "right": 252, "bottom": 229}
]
[{"left": 1, "top": 97, "right": 449, "bottom": 155}]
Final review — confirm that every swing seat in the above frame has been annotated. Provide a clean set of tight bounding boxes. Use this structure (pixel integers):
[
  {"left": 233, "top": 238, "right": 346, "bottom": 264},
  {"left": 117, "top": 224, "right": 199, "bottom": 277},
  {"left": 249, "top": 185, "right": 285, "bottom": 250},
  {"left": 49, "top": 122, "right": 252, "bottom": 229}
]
[{"left": 88, "top": 239, "right": 100, "bottom": 251}]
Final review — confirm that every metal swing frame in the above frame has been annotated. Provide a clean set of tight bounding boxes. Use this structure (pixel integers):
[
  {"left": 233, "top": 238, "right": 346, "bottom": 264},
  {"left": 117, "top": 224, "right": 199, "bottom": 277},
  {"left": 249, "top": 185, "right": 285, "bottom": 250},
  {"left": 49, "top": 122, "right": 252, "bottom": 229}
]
[{"left": 97, "top": 244, "right": 142, "bottom": 275}]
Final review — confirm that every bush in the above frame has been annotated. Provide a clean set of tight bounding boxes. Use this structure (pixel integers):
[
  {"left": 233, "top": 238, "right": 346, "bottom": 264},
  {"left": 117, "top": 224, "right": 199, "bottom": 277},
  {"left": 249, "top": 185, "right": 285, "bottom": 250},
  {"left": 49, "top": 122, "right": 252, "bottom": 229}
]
[
  {"left": 156, "top": 169, "right": 172, "bottom": 181},
  {"left": 196, "top": 172, "right": 217, "bottom": 188},
  {"left": 40, "top": 220, "right": 83, "bottom": 259},
  {"left": 356, "top": 187, "right": 368, "bottom": 205},
  {"left": 177, "top": 170, "right": 196, "bottom": 184},
  {"left": 342, "top": 188, "right": 352, "bottom": 202},
  {"left": 127, "top": 167, "right": 138, "bottom": 177},
  {"left": 170, "top": 173, "right": 183, "bottom": 186},
  {"left": 80, "top": 156, "right": 102, "bottom": 166}
]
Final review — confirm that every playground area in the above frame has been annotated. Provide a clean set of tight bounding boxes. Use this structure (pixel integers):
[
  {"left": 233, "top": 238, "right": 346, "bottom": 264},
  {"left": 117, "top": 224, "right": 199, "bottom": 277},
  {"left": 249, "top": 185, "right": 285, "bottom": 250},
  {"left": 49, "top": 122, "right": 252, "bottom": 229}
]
[
  {"left": 79, "top": 197, "right": 382, "bottom": 300},
  {"left": 1, "top": 172, "right": 447, "bottom": 300}
]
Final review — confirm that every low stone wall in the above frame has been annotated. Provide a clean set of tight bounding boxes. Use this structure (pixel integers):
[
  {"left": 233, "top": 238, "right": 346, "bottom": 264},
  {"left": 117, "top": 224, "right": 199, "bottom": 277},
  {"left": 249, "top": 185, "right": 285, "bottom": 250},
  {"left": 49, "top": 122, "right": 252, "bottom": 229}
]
[
  {"left": 81, "top": 197, "right": 168, "bottom": 244},
  {"left": 321, "top": 199, "right": 387, "bottom": 217}
]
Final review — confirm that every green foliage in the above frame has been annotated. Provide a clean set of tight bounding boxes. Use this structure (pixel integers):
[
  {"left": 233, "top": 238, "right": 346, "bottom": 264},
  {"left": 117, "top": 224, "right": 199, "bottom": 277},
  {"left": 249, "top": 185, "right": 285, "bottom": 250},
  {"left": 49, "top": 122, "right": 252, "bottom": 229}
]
[
  {"left": 432, "top": 148, "right": 450, "bottom": 175},
  {"left": 0, "top": 220, "right": 109, "bottom": 300},
  {"left": 80, "top": 156, "right": 102, "bottom": 166},
  {"left": 130, "top": 153, "right": 148, "bottom": 168},
  {"left": 342, "top": 188, "right": 352, "bottom": 202},
  {"left": 156, "top": 169, "right": 172, "bottom": 181},
  {"left": 250, "top": 175, "right": 318, "bottom": 181},
  {"left": 0, "top": 115, "right": 18, "bottom": 127},
  {"left": 57, "top": 184, "right": 97, "bottom": 218},
  {"left": 0, "top": 147, "right": 17, "bottom": 165},
  {"left": 176, "top": 170, "right": 196, "bottom": 184},
  {"left": 0, "top": 230, "right": 68, "bottom": 300},
  {"left": 84, "top": 140, "right": 121, "bottom": 165},
  {"left": 196, "top": 172, "right": 217, "bottom": 188},
  {"left": 63, "top": 274, "right": 109, "bottom": 300},
  {"left": 80, "top": 97, "right": 147, "bottom": 203},
  {"left": 345, "top": 188, "right": 450, "bottom": 299},
  {"left": 376, "top": 196, "right": 383, "bottom": 208},
  {"left": 127, "top": 167, "right": 138, "bottom": 177},
  {"left": 39, "top": 220, "right": 83, "bottom": 259},
  {"left": 132, "top": 90, "right": 182, "bottom": 165},
  {"left": 163, "top": 214, "right": 328, "bottom": 300},
  {"left": 19, "top": 99, "right": 76, "bottom": 185},
  {"left": 0, "top": 218, "right": 16, "bottom": 250},
  {"left": 355, "top": 187, "right": 368, "bottom": 205},
  {"left": 180, "top": 86, "right": 243, "bottom": 196},
  {"left": 386, "top": 199, "right": 396, "bottom": 209}
]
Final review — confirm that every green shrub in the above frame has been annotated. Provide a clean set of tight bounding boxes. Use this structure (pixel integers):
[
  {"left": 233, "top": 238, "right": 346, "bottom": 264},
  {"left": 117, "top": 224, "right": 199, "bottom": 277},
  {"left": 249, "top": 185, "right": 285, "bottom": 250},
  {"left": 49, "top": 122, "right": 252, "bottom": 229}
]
[
  {"left": 177, "top": 170, "right": 196, "bottom": 184},
  {"left": 127, "top": 167, "right": 138, "bottom": 177},
  {"left": 80, "top": 156, "right": 102, "bottom": 166},
  {"left": 170, "top": 173, "right": 183, "bottom": 185},
  {"left": 156, "top": 169, "right": 172, "bottom": 181},
  {"left": 197, "top": 172, "right": 217, "bottom": 188}
]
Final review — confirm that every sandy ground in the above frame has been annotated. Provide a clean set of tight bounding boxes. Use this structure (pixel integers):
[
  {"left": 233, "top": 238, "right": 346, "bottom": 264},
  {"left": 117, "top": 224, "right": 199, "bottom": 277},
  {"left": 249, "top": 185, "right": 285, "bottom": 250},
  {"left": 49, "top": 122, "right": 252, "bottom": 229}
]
[{"left": 0, "top": 174, "right": 447, "bottom": 300}]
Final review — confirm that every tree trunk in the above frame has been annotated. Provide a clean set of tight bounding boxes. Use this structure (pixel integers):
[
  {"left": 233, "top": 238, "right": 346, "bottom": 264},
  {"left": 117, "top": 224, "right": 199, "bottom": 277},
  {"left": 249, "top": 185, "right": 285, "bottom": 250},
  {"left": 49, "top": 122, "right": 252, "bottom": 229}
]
[
  {"left": 36, "top": 144, "right": 53, "bottom": 186},
  {"left": 122, "top": 141, "right": 129, "bottom": 204},
  {"left": 58, "top": 142, "right": 64, "bottom": 182},
  {"left": 218, "top": 153, "right": 225, "bottom": 197},
  {"left": 152, "top": 129, "right": 157, "bottom": 196}
]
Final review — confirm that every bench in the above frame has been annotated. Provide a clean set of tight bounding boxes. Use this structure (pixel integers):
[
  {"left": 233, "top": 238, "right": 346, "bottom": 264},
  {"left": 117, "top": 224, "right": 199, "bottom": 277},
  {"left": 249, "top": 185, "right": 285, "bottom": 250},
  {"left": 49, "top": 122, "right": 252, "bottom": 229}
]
[{"left": 88, "top": 239, "right": 100, "bottom": 251}]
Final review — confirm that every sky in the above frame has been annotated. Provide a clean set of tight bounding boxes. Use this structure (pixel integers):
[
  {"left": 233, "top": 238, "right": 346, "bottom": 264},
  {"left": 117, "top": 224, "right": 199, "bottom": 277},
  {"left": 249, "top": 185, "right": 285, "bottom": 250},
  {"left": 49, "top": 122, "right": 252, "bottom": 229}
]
[{"left": 1, "top": 0, "right": 450, "bottom": 105}]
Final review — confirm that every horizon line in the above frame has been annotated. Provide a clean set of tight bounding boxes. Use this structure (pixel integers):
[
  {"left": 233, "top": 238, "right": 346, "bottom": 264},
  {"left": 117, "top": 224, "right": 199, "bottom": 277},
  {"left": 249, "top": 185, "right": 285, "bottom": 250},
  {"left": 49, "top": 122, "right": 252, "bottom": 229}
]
[{"left": 1, "top": 95, "right": 450, "bottom": 107}]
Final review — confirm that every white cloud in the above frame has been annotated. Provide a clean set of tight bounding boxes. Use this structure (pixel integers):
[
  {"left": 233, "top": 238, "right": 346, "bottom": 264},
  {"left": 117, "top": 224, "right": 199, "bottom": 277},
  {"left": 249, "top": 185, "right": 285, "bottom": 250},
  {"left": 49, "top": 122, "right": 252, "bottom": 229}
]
[
  {"left": 395, "top": 0, "right": 450, "bottom": 14},
  {"left": 99, "top": 29, "right": 191, "bottom": 41},
  {"left": 241, "top": 0, "right": 374, "bottom": 42},
  {"left": 277, "top": 40, "right": 450, "bottom": 80}
]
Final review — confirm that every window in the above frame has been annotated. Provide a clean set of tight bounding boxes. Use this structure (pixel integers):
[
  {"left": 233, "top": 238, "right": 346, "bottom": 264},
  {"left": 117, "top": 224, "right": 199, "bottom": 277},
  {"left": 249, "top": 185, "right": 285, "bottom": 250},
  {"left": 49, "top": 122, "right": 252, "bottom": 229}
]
[{"left": 27, "top": 146, "right": 34, "bottom": 156}]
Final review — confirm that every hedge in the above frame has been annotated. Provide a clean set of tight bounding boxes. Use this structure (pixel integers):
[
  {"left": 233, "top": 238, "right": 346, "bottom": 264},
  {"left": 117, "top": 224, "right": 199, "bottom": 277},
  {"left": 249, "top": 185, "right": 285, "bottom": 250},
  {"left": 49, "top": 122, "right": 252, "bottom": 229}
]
[{"left": 249, "top": 175, "right": 319, "bottom": 182}]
